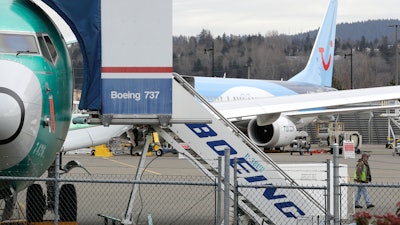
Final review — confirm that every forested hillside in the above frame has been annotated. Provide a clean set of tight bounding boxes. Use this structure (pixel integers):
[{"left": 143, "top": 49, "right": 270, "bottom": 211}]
[
  {"left": 69, "top": 19, "right": 400, "bottom": 90},
  {"left": 173, "top": 19, "right": 400, "bottom": 90},
  {"left": 295, "top": 19, "right": 400, "bottom": 43}
]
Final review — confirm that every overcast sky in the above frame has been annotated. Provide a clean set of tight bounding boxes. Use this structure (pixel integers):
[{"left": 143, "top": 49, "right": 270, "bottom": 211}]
[
  {"left": 173, "top": 0, "right": 399, "bottom": 36},
  {"left": 36, "top": 0, "right": 399, "bottom": 42}
]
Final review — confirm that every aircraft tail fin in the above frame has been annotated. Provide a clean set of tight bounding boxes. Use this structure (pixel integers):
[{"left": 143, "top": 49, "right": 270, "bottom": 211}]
[{"left": 288, "top": 0, "right": 338, "bottom": 87}]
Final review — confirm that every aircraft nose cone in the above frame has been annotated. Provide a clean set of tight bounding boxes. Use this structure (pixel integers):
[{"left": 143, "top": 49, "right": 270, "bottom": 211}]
[
  {"left": 0, "top": 60, "right": 42, "bottom": 170},
  {"left": 0, "top": 88, "right": 24, "bottom": 144}
]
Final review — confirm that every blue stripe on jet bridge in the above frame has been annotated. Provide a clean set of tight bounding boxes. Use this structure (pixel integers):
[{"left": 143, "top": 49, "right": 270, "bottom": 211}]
[{"left": 194, "top": 77, "right": 297, "bottom": 98}]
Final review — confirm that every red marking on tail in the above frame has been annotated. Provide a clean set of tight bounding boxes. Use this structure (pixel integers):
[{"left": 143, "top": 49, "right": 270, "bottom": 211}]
[{"left": 319, "top": 47, "right": 332, "bottom": 71}]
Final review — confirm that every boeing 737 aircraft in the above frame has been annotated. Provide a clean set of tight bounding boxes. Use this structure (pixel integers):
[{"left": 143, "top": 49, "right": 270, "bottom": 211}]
[
  {"left": 180, "top": 0, "right": 338, "bottom": 149},
  {"left": 0, "top": 0, "right": 76, "bottom": 222},
  {"left": 179, "top": 0, "right": 397, "bottom": 150}
]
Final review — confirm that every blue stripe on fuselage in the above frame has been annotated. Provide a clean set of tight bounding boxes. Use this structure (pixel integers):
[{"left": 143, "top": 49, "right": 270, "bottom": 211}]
[
  {"left": 194, "top": 77, "right": 296, "bottom": 98},
  {"left": 193, "top": 77, "right": 336, "bottom": 101}
]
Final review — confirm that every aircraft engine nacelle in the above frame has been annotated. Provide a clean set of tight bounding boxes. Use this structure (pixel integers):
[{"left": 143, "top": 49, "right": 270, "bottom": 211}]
[{"left": 247, "top": 116, "right": 297, "bottom": 148}]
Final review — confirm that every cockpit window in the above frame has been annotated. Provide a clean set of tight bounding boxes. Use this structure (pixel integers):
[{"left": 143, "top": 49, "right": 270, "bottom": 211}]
[
  {"left": 44, "top": 36, "right": 57, "bottom": 60},
  {"left": 0, "top": 33, "right": 39, "bottom": 54},
  {"left": 37, "top": 34, "right": 58, "bottom": 64},
  {"left": 38, "top": 36, "right": 52, "bottom": 62}
]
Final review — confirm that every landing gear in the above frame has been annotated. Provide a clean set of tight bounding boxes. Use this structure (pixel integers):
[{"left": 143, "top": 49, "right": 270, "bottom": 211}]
[
  {"left": 25, "top": 183, "right": 77, "bottom": 222},
  {"left": 26, "top": 184, "right": 45, "bottom": 222},
  {"left": 59, "top": 184, "right": 77, "bottom": 221},
  {"left": 1, "top": 188, "right": 16, "bottom": 221},
  {"left": 24, "top": 154, "right": 81, "bottom": 223}
]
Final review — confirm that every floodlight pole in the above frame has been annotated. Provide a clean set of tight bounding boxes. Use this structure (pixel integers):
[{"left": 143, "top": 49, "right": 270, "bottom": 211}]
[
  {"left": 389, "top": 24, "right": 399, "bottom": 85},
  {"left": 344, "top": 48, "right": 353, "bottom": 89},
  {"left": 204, "top": 41, "right": 215, "bottom": 76}
]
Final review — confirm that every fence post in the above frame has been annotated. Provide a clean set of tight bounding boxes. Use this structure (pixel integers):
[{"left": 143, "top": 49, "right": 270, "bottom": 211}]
[
  {"left": 217, "top": 156, "right": 222, "bottom": 225},
  {"left": 224, "top": 147, "right": 230, "bottom": 225},
  {"left": 326, "top": 159, "right": 331, "bottom": 225},
  {"left": 233, "top": 158, "right": 238, "bottom": 225},
  {"left": 333, "top": 144, "right": 340, "bottom": 225},
  {"left": 54, "top": 153, "right": 60, "bottom": 225}
]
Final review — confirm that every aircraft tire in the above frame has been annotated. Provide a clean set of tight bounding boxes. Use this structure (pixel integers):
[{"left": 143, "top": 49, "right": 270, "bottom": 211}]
[
  {"left": 59, "top": 184, "right": 77, "bottom": 221},
  {"left": 26, "top": 184, "right": 45, "bottom": 222},
  {"left": 156, "top": 150, "right": 163, "bottom": 157}
]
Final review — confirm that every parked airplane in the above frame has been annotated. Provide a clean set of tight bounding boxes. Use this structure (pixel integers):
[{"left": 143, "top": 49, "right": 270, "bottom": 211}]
[
  {"left": 0, "top": 0, "right": 76, "bottom": 222},
  {"left": 180, "top": 0, "right": 396, "bottom": 150},
  {"left": 64, "top": 113, "right": 132, "bottom": 153}
]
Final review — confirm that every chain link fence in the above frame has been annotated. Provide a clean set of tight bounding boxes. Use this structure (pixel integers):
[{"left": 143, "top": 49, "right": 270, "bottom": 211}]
[
  {"left": 1, "top": 175, "right": 332, "bottom": 225},
  {"left": 1, "top": 158, "right": 400, "bottom": 224},
  {"left": 0, "top": 174, "right": 217, "bottom": 225},
  {"left": 340, "top": 183, "right": 400, "bottom": 225}
]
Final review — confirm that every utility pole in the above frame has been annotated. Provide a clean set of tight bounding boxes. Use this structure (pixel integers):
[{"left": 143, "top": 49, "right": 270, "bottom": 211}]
[
  {"left": 204, "top": 41, "right": 215, "bottom": 76},
  {"left": 247, "top": 64, "right": 251, "bottom": 79},
  {"left": 389, "top": 24, "right": 399, "bottom": 85},
  {"left": 344, "top": 48, "right": 353, "bottom": 89}
]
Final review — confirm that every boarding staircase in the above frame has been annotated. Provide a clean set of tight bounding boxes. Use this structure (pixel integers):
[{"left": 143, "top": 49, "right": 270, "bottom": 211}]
[
  {"left": 151, "top": 73, "right": 326, "bottom": 224},
  {"left": 86, "top": 73, "right": 327, "bottom": 224}
]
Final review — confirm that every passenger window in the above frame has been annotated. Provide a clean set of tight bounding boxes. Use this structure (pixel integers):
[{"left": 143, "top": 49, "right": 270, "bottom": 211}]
[{"left": 0, "top": 33, "right": 39, "bottom": 54}]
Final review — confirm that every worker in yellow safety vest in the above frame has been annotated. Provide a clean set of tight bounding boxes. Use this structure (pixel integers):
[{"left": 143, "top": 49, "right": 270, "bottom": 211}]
[{"left": 353, "top": 153, "right": 374, "bottom": 209}]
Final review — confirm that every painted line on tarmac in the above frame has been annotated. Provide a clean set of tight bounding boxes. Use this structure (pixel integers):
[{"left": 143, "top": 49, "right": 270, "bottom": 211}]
[{"left": 104, "top": 157, "right": 162, "bottom": 175}]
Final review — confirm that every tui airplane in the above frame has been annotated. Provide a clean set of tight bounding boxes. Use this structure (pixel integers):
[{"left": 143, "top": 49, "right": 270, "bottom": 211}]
[
  {"left": 182, "top": 0, "right": 400, "bottom": 150},
  {"left": 0, "top": 0, "right": 76, "bottom": 222}
]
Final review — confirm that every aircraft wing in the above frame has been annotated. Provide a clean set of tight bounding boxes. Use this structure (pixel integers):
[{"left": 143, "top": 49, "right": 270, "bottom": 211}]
[
  {"left": 211, "top": 85, "right": 400, "bottom": 120},
  {"left": 285, "top": 104, "right": 399, "bottom": 119}
]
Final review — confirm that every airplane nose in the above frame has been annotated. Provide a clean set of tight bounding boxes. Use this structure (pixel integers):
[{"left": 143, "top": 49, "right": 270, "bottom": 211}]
[{"left": 0, "top": 60, "right": 42, "bottom": 170}]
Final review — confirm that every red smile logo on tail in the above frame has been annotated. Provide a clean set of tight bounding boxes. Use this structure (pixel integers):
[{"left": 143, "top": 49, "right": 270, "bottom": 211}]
[{"left": 319, "top": 40, "right": 333, "bottom": 71}]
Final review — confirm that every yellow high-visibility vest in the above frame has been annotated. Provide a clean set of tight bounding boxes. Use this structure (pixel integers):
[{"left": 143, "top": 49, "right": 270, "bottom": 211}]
[{"left": 353, "top": 162, "right": 367, "bottom": 182}]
